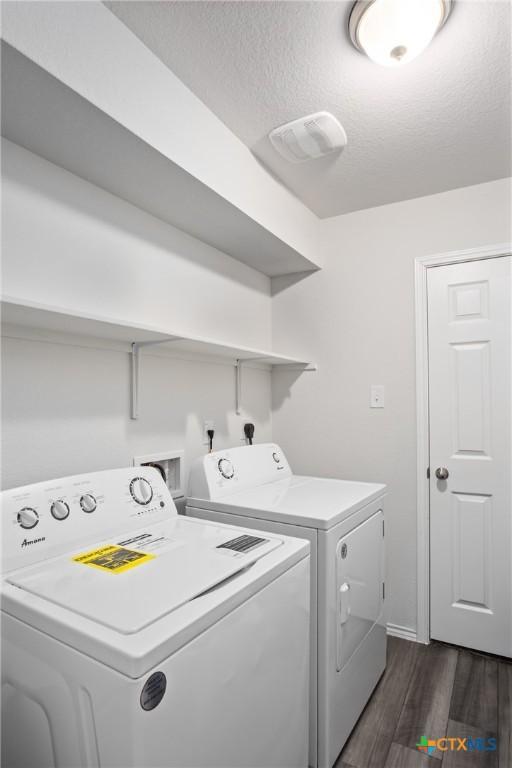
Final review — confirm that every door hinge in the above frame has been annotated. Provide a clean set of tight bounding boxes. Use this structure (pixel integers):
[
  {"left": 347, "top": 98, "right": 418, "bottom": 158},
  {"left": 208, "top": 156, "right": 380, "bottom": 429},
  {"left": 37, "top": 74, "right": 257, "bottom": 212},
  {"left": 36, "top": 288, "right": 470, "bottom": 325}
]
[
  {"left": 427, "top": 467, "right": 430, "bottom": 479},
  {"left": 382, "top": 519, "right": 385, "bottom": 537},
  {"left": 382, "top": 583, "right": 385, "bottom": 600}
]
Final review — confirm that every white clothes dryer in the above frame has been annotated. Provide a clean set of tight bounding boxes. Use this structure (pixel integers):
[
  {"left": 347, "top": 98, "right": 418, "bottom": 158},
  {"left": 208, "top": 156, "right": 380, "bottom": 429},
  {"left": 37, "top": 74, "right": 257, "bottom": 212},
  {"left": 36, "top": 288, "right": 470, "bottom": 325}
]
[
  {"left": 187, "top": 443, "right": 387, "bottom": 768},
  {"left": 1, "top": 466, "right": 310, "bottom": 768}
]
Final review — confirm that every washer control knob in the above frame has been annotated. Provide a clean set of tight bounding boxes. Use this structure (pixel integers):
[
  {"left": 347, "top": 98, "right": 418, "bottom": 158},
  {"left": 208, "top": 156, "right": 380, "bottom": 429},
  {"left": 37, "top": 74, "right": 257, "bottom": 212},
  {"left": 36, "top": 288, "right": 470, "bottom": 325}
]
[
  {"left": 272, "top": 452, "right": 281, "bottom": 464},
  {"left": 51, "top": 500, "right": 70, "bottom": 521},
  {"left": 130, "top": 477, "right": 153, "bottom": 505},
  {"left": 80, "top": 493, "right": 97, "bottom": 513},
  {"left": 218, "top": 458, "right": 235, "bottom": 479},
  {"left": 17, "top": 507, "right": 39, "bottom": 530}
]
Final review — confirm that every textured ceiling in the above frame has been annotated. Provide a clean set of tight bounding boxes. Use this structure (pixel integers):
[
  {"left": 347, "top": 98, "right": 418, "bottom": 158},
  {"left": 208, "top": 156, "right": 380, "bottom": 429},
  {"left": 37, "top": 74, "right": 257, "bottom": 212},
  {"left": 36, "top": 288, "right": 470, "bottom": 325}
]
[{"left": 105, "top": 1, "right": 511, "bottom": 218}]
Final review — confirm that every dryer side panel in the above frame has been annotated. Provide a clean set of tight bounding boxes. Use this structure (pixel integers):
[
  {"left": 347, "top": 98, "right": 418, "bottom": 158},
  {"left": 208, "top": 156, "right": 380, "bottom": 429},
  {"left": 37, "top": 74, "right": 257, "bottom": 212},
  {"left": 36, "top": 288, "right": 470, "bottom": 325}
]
[
  {"left": 317, "top": 498, "right": 386, "bottom": 768},
  {"left": 336, "top": 509, "right": 385, "bottom": 671}
]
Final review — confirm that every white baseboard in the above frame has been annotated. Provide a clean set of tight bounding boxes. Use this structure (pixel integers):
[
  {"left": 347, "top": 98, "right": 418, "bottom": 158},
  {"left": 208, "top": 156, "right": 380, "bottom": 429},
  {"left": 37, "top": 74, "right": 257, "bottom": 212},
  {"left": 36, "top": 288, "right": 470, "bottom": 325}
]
[{"left": 386, "top": 622, "right": 418, "bottom": 642}]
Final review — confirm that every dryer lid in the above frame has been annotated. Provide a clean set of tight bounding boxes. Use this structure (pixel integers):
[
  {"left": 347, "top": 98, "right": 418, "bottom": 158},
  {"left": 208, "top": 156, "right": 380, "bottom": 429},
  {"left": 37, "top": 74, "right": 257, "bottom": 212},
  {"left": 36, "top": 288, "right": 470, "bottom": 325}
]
[
  {"left": 189, "top": 476, "right": 386, "bottom": 530},
  {"left": 6, "top": 518, "right": 279, "bottom": 634}
]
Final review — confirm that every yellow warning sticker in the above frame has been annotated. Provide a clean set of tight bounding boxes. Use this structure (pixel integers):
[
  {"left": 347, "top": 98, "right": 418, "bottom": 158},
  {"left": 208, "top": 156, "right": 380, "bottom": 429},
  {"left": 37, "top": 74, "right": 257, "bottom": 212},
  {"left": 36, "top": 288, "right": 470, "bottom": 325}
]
[{"left": 72, "top": 545, "right": 155, "bottom": 574}]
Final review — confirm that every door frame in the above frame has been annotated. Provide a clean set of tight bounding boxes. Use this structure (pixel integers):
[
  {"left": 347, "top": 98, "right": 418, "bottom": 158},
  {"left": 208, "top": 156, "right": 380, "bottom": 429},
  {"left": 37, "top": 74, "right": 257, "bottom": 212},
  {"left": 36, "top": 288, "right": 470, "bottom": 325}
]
[{"left": 414, "top": 242, "right": 512, "bottom": 645}]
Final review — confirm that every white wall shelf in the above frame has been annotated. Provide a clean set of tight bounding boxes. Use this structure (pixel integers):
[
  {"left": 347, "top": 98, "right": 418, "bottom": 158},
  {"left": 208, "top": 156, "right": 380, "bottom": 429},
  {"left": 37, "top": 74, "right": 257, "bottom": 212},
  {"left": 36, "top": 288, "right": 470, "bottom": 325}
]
[
  {"left": 1, "top": 297, "right": 317, "bottom": 419},
  {"left": 1, "top": 41, "right": 321, "bottom": 279}
]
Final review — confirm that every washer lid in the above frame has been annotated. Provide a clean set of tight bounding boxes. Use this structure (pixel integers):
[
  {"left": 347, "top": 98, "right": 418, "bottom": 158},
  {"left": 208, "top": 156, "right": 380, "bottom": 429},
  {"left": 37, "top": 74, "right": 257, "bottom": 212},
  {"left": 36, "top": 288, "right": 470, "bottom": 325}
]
[
  {"left": 6, "top": 518, "right": 280, "bottom": 634},
  {"left": 188, "top": 476, "right": 386, "bottom": 530}
]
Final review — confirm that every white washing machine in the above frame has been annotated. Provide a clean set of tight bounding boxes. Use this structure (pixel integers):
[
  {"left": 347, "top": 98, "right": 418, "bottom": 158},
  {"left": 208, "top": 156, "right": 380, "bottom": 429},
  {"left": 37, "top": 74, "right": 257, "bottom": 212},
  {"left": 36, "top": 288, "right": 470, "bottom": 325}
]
[
  {"left": 187, "top": 443, "right": 387, "bottom": 768},
  {"left": 1, "top": 466, "right": 310, "bottom": 768}
]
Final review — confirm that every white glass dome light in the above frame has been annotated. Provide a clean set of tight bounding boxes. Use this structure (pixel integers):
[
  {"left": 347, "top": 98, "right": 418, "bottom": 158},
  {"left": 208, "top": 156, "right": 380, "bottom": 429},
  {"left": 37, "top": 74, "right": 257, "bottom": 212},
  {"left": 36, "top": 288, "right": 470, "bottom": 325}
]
[{"left": 349, "top": 0, "right": 453, "bottom": 67}]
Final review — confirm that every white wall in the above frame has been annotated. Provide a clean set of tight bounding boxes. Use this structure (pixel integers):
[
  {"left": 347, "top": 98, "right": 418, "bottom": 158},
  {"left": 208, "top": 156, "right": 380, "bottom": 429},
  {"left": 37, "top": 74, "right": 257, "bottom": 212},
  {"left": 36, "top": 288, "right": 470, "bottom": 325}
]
[
  {"left": 1, "top": 336, "right": 271, "bottom": 494},
  {"left": 2, "top": 140, "right": 271, "bottom": 348},
  {"left": 1, "top": 140, "right": 272, "bottom": 490},
  {"left": 272, "top": 177, "right": 512, "bottom": 634}
]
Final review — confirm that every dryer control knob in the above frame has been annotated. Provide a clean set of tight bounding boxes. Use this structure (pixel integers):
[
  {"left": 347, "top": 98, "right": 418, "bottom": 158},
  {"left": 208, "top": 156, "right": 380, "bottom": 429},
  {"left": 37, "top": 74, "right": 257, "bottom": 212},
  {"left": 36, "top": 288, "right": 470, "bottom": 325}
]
[
  {"left": 80, "top": 493, "right": 97, "bottom": 513},
  {"left": 218, "top": 458, "right": 235, "bottom": 479},
  {"left": 272, "top": 452, "right": 281, "bottom": 464},
  {"left": 17, "top": 507, "right": 39, "bottom": 529},
  {"left": 130, "top": 477, "right": 153, "bottom": 505},
  {"left": 51, "top": 500, "right": 70, "bottom": 521}
]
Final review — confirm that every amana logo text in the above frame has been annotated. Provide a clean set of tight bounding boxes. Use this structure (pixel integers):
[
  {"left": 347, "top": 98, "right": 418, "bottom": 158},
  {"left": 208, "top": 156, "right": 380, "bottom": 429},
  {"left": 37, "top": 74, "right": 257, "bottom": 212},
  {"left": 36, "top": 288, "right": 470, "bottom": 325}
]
[{"left": 21, "top": 536, "right": 46, "bottom": 548}]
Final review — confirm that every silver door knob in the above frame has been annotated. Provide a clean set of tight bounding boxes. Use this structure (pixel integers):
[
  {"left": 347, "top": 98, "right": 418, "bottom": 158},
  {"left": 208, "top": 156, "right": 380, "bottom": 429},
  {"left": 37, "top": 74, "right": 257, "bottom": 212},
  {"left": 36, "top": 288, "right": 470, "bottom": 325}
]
[{"left": 435, "top": 467, "right": 449, "bottom": 480}]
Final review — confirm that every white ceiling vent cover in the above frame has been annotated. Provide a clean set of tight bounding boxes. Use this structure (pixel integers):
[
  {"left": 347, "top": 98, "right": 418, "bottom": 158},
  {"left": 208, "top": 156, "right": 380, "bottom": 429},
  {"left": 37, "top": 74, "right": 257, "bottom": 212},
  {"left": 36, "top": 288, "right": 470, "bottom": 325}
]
[{"left": 269, "top": 111, "right": 347, "bottom": 163}]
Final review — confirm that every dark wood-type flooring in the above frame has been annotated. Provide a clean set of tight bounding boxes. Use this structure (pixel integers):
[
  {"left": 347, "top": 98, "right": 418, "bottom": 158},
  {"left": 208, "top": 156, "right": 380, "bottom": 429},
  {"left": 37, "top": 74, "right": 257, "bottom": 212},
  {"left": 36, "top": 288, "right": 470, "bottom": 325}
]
[{"left": 336, "top": 637, "right": 511, "bottom": 768}]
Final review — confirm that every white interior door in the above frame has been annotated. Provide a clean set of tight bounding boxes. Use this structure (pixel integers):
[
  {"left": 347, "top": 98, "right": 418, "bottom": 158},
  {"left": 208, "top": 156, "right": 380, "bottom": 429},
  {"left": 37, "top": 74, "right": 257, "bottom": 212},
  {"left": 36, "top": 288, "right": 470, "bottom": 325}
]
[{"left": 428, "top": 255, "right": 511, "bottom": 657}]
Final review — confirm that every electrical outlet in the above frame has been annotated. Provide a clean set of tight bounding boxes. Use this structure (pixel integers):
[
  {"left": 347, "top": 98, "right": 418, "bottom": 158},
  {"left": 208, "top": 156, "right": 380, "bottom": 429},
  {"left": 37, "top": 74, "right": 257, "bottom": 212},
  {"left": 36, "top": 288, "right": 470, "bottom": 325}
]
[
  {"left": 370, "top": 385, "right": 385, "bottom": 408},
  {"left": 203, "top": 420, "right": 215, "bottom": 446}
]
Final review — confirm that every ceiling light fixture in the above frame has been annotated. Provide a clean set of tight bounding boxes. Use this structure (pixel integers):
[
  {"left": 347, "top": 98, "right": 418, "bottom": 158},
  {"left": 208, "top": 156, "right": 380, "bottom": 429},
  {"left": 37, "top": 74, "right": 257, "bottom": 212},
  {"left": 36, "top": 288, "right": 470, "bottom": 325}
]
[{"left": 349, "top": 0, "right": 453, "bottom": 67}]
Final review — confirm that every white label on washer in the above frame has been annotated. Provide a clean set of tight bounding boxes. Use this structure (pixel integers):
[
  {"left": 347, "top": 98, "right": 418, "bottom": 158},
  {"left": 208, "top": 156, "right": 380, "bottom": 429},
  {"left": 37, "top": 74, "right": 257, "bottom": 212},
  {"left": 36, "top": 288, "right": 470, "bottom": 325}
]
[{"left": 116, "top": 532, "right": 180, "bottom": 553}]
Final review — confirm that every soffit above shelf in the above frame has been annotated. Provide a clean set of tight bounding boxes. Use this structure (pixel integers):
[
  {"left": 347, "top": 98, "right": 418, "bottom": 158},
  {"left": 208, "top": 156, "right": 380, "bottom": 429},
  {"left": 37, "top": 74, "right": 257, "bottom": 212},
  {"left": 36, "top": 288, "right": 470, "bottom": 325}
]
[{"left": 1, "top": 38, "right": 322, "bottom": 279}]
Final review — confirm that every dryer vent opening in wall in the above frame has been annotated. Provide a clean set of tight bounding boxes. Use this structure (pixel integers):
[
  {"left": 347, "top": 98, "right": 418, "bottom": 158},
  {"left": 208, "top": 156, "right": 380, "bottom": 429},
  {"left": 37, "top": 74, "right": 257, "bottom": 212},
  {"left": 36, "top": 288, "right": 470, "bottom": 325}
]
[{"left": 269, "top": 111, "right": 348, "bottom": 163}]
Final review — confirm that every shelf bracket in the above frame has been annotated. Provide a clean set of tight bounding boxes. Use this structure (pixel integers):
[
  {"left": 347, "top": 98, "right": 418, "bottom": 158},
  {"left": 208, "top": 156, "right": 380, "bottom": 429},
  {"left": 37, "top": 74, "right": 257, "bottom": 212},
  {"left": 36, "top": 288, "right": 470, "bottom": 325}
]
[
  {"left": 235, "top": 357, "right": 263, "bottom": 416},
  {"left": 131, "top": 338, "right": 181, "bottom": 419},
  {"left": 235, "top": 358, "right": 243, "bottom": 416}
]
